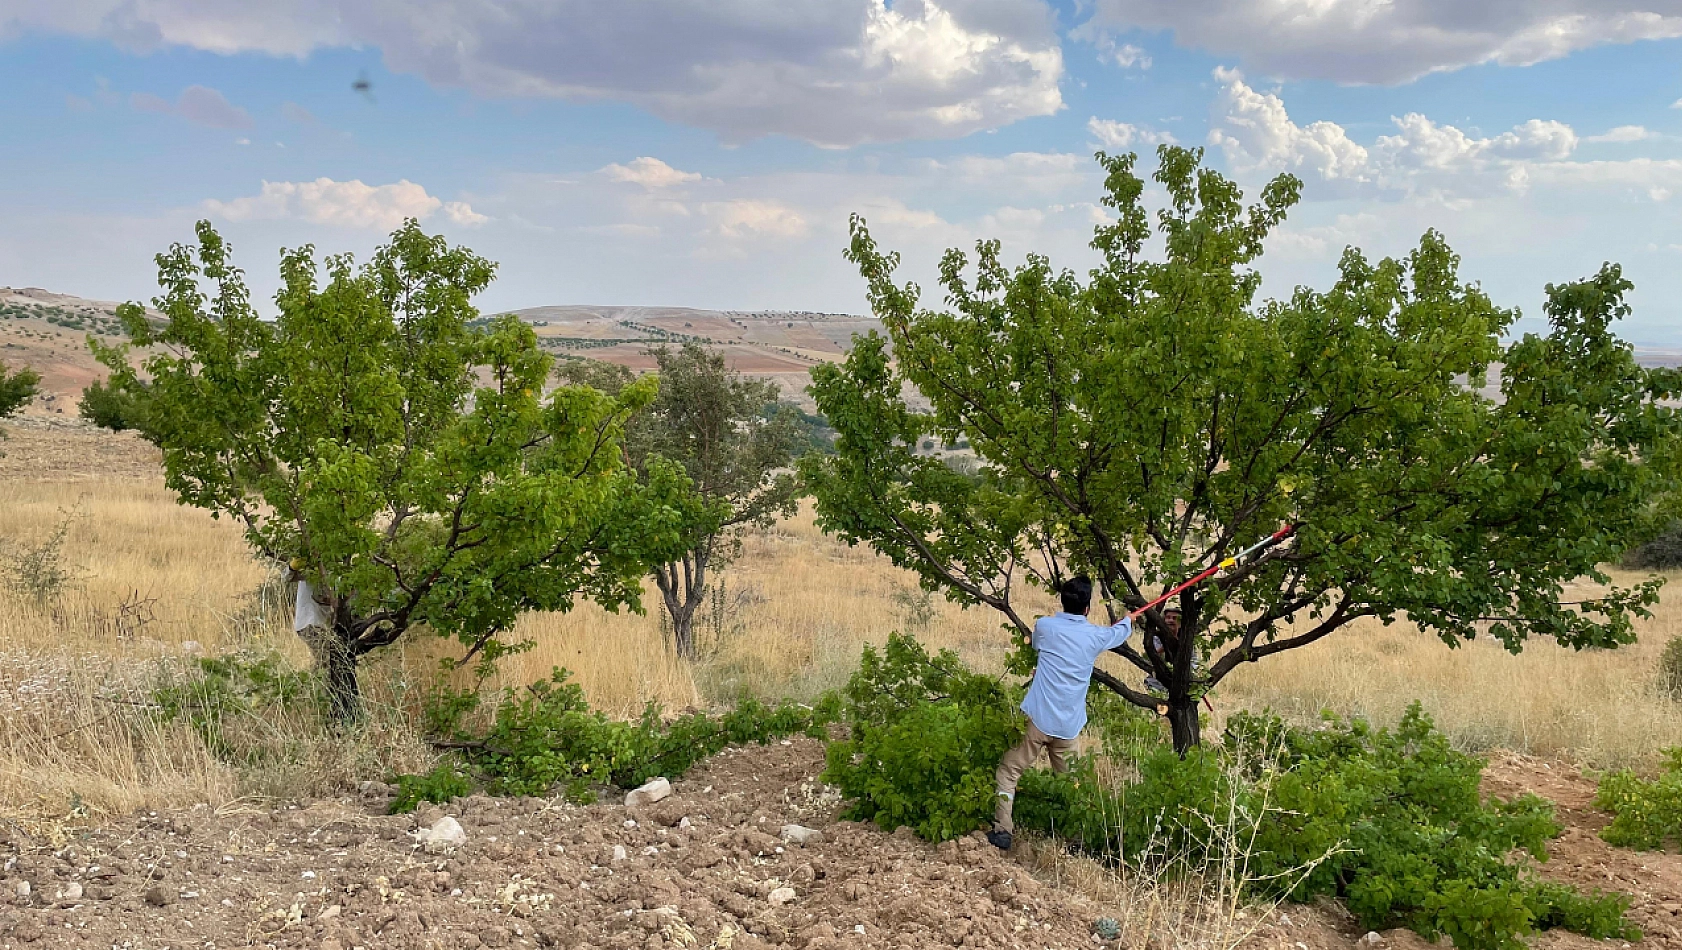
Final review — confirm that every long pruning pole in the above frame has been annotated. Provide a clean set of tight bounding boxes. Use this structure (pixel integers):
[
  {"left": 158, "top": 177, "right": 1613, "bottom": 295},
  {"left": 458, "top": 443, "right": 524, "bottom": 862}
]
[
  {"left": 1123, "top": 524, "right": 1297, "bottom": 714},
  {"left": 1126, "top": 524, "right": 1297, "bottom": 619}
]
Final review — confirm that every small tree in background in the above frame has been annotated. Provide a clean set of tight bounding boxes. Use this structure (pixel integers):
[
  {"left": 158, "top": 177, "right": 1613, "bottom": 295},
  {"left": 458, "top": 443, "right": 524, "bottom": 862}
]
[
  {"left": 631, "top": 343, "right": 805, "bottom": 659},
  {"left": 94, "top": 220, "right": 705, "bottom": 721},
  {"left": 805, "top": 146, "right": 1682, "bottom": 752},
  {"left": 79, "top": 377, "right": 153, "bottom": 434},
  {"left": 0, "top": 362, "right": 39, "bottom": 422}
]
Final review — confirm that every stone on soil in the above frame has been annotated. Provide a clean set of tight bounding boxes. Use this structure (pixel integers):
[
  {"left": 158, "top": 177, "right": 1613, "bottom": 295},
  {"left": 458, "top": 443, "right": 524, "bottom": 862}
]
[
  {"left": 626, "top": 777, "right": 673, "bottom": 807},
  {"left": 780, "top": 824, "right": 823, "bottom": 846},
  {"left": 416, "top": 815, "right": 467, "bottom": 853}
]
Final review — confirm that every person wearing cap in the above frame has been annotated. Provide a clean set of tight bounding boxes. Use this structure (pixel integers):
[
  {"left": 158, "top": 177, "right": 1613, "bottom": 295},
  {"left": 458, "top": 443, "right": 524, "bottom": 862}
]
[{"left": 988, "top": 574, "right": 1133, "bottom": 851}]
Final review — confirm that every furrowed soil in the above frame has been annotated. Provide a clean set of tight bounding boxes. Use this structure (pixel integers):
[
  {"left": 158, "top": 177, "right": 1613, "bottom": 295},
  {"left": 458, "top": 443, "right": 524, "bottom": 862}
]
[
  {"left": 2, "top": 736, "right": 1672, "bottom": 950},
  {"left": 0, "top": 738, "right": 1152, "bottom": 950}
]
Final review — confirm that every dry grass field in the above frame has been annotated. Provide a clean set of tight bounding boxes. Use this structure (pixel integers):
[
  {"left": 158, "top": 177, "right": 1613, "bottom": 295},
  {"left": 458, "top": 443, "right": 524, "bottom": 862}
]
[{"left": 3, "top": 417, "right": 1681, "bottom": 826}]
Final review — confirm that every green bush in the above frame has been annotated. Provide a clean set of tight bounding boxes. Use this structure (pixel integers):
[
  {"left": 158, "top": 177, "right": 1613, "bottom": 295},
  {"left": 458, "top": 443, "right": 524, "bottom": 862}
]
[
  {"left": 821, "top": 633, "right": 1022, "bottom": 840},
  {"left": 1623, "top": 521, "right": 1682, "bottom": 570},
  {"left": 391, "top": 762, "right": 474, "bottom": 814},
  {"left": 393, "top": 667, "right": 838, "bottom": 811},
  {"left": 824, "top": 639, "right": 1635, "bottom": 950},
  {"left": 1596, "top": 747, "right": 1682, "bottom": 850}
]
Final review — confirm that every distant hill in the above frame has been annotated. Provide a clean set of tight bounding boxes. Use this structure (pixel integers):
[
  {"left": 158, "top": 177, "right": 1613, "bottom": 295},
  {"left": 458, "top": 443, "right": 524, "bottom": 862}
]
[
  {"left": 492, "top": 304, "right": 881, "bottom": 405},
  {"left": 4, "top": 285, "right": 1673, "bottom": 419},
  {"left": 0, "top": 286, "right": 156, "bottom": 418}
]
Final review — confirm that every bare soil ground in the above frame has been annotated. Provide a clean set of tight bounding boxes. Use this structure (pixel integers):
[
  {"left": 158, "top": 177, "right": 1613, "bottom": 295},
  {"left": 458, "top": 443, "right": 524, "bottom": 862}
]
[
  {"left": 0, "top": 738, "right": 1133, "bottom": 950},
  {"left": 3, "top": 735, "right": 1669, "bottom": 950}
]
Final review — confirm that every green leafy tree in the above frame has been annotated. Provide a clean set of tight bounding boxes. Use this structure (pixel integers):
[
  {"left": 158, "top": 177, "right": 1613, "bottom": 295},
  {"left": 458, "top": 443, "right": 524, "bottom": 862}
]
[
  {"left": 78, "top": 377, "right": 153, "bottom": 434},
  {"left": 94, "top": 220, "right": 704, "bottom": 721},
  {"left": 0, "top": 361, "right": 39, "bottom": 421},
  {"left": 804, "top": 146, "right": 1681, "bottom": 752},
  {"left": 626, "top": 343, "right": 805, "bottom": 659}
]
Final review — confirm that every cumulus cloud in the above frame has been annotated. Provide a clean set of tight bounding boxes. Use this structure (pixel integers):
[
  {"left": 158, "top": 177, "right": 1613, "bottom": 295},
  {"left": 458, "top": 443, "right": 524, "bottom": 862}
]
[
  {"left": 1206, "top": 68, "right": 1682, "bottom": 208},
  {"left": 1087, "top": 116, "right": 1175, "bottom": 149},
  {"left": 1586, "top": 125, "right": 1658, "bottom": 142},
  {"left": 1208, "top": 69, "right": 1372, "bottom": 184},
  {"left": 9, "top": 0, "right": 1064, "bottom": 146},
  {"left": 205, "top": 178, "right": 487, "bottom": 230},
  {"left": 130, "top": 84, "right": 253, "bottom": 128},
  {"left": 602, "top": 157, "right": 703, "bottom": 188},
  {"left": 1085, "top": 0, "right": 1682, "bottom": 84}
]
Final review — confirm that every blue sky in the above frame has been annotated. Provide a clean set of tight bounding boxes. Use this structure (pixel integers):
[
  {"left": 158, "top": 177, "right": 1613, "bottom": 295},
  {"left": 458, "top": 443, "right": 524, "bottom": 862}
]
[{"left": 1, "top": 1, "right": 1679, "bottom": 345}]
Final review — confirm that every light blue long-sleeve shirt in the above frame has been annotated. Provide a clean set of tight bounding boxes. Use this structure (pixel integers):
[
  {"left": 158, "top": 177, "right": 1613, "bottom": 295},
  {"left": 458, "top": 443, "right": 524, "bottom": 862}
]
[{"left": 1020, "top": 611, "right": 1134, "bottom": 740}]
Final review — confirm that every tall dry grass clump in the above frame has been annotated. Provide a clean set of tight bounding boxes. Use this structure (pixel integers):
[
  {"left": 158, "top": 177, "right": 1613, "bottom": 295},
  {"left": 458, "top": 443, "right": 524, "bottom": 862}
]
[
  {"left": 1218, "top": 570, "right": 1682, "bottom": 770},
  {"left": 0, "top": 463, "right": 435, "bottom": 819}
]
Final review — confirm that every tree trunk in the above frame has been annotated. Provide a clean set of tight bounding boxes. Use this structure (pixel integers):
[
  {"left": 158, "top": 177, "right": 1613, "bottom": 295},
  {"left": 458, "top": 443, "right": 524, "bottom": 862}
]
[
  {"left": 671, "top": 595, "right": 699, "bottom": 660},
  {"left": 322, "top": 626, "right": 362, "bottom": 726},
  {"left": 1167, "top": 699, "right": 1201, "bottom": 754},
  {"left": 655, "top": 546, "right": 711, "bottom": 661}
]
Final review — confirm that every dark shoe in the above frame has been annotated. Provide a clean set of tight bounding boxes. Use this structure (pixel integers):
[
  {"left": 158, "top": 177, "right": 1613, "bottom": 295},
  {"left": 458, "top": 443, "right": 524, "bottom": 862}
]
[{"left": 987, "top": 830, "right": 1013, "bottom": 851}]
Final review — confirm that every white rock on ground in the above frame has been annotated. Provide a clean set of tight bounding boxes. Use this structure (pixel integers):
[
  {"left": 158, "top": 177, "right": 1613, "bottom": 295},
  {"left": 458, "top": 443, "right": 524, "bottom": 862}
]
[
  {"left": 768, "top": 887, "right": 797, "bottom": 906},
  {"left": 625, "top": 777, "right": 673, "bottom": 807},
  {"left": 612, "top": 845, "right": 629, "bottom": 862},
  {"left": 415, "top": 816, "right": 467, "bottom": 853},
  {"left": 780, "top": 824, "right": 824, "bottom": 846}
]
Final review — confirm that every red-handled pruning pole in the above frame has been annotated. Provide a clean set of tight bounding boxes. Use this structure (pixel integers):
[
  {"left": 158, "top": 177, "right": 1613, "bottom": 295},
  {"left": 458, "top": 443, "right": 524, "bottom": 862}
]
[
  {"left": 1124, "top": 524, "right": 1297, "bottom": 714},
  {"left": 1127, "top": 523, "right": 1298, "bottom": 619}
]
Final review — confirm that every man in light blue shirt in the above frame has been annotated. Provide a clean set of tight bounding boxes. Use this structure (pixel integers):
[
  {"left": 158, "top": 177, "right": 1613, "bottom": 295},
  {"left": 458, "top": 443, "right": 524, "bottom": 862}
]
[{"left": 989, "top": 574, "right": 1133, "bottom": 850}]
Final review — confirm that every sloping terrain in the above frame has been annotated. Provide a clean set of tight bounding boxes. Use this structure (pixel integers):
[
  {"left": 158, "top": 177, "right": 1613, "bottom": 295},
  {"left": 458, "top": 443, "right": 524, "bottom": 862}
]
[
  {"left": 0, "top": 739, "right": 1129, "bottom": 950},
  {"left": 6, "top": 732, "right": 1675, "bottom": 950}
]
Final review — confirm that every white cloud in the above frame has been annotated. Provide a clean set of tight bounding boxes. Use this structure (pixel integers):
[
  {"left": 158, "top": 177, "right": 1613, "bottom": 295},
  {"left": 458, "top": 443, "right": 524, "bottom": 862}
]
[
  {"left": 702, "top": 200, "right": 808, "bottom": 239},
  {"left": 1086, "top": 1, "right": 1682, "bottom": 83},
  {"left": 204, "top": 178, "right": 486, "bottom": 230},
  {"left": 1207, "top": 68, "right": 1682, "bottom": 213},
  {"left": 601, "top": 157, "right": 702, "bottom": 189},
  {"left": 1673, "top": 97, "right": 1682, "bottom": 108},
  {"left": 1587, "top": 125, "right": 1658, "bottom": 143},
  {"left": 443, "top": 201, "right": 489, "bottom": 227},
  {"left": 1207, "top": 69, "right": 1372, "bottom": 184},
  {"left": 1070, "top": 21, "right": 1151, "bottom": 69},
  {"left": 1087, "top": 116, "right": 1176, "bottom": 150},
  {"left": 130, "top": 84, "right": 252, "bottom": 128},
  {"left": 10, "top": 0, "right": 1064, "bottom": 146}
]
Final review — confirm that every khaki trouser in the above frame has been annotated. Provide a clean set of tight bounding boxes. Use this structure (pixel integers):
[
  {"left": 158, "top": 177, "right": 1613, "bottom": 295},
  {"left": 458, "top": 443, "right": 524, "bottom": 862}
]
[{"left": 993, "top": 721, "right": 1076, "bottom": 834}]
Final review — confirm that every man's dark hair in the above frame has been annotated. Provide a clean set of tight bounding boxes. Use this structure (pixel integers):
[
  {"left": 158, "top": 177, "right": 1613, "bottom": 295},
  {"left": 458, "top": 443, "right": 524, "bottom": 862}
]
[{"left": 1059, "top": 575, "right": 1093, "bottom": 614}]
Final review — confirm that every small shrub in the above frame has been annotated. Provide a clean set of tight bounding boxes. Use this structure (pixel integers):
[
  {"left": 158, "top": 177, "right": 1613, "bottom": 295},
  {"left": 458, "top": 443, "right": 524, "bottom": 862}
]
[
  {"left": 889, "top": 583, "right": 937, "bottom": 631},
  {"left": 151, "top": 652, "right": 320, "bottom": 757},
  {"left": 1596, "top": 747, "right": 1682, "bottom": 850},
  {"left": 1, "top": 503, "right": 87, "bottom": 604},
  {"left": 821, "top": 633, "right": 1021, "bottom": 841},
  {"left": 1659, "top": 637, "right": 1682, "bottom": 700},
  {"left": 392, "top": 668, "right": 839, "bottom": 811},
  {"left": 1623, "top": 521, "right": 1682, "bottom": 570},
  {"left": 390, "top": 763, "right": 474, "bottom": 813}
]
